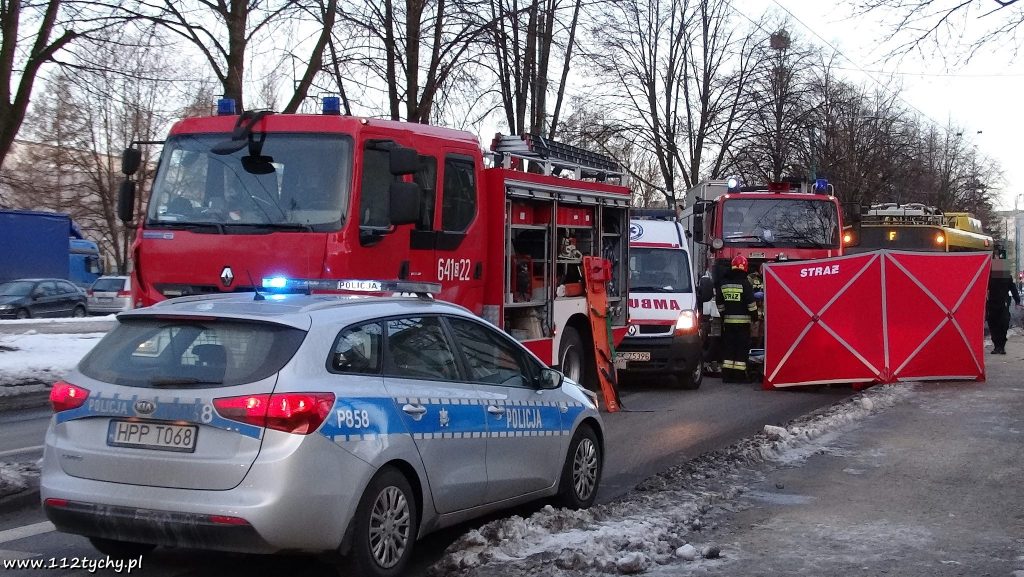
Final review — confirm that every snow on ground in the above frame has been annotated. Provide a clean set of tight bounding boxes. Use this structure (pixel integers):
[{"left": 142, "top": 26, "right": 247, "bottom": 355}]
[
  {"left": 0, "top": 461, "right": 39, "bottom": 499},
  {"left": 430, "top": 384, "right": 915, "bottom": 577},
  {"left": 0, "top": 315, "right": 117, "bottom": 326},
  {"left": 0, "top": 331, "right": 106, "bottom": 393}
]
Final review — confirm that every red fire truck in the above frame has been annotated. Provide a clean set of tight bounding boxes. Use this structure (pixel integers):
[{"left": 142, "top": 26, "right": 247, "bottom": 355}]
[
  {"left": 684, "top": 178, "right": 845, "bottom": 361},
  {"left": 117, "top": 99, "right": 631, "bottom": 385},
  {"left": 685, "top": 178, "right": 844, "bottom": 278}
]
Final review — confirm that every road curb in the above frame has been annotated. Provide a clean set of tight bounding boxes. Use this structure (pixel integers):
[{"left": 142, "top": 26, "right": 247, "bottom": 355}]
[
  {"left": 0, "top": 391, "right": 50, "bottom": 413},
  {"left": 0, "top": 484, "right": 40, "bottom": 516}
]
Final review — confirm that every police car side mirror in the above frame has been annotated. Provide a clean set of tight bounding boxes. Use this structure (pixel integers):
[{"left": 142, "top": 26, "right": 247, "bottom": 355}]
[{"left": 537, "top": 368, "right": 563, "bottom": 390}]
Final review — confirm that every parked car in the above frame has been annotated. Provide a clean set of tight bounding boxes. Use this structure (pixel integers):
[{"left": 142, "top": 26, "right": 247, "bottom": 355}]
[
  {"left": 87, "top": 276, "right": 132, "bottom": 315},
  {"left": 41, "top": 289, "right": 604, "bottom": 576},
  {"left": 0, "top": 278, "right": 88, "bottom": 319}
]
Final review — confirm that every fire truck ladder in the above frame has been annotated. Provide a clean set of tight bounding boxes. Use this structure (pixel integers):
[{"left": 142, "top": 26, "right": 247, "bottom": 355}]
[
  {"left": 491, "top": 134, "right": 623, "bottom": 183},
  {"left": 582, "top": 256, "right": 621, "bottom": 413}
]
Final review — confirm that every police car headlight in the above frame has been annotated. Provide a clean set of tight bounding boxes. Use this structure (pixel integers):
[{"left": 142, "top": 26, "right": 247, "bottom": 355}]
[{"left": 674, "top": 310, "right": 698, "bottom": 335}]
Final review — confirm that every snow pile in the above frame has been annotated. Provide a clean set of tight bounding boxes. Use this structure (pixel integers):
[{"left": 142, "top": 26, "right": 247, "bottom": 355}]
[
  {"left": 0, "top": 461, "right": 39, "bottom": 499},
  {"left": 431, "top": 384, "right": 914, "bottom": 577},
  {"left": 0, "top": 315, "right": 117, "bottom": 326},
  {"left": 0, "top": 331, "right": 106, "bottom": 391}
]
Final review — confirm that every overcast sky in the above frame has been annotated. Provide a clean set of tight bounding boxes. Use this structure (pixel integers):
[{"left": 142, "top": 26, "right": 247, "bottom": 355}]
[{"left": 740, "top": 0, "right": 1022, "bottom": 211}]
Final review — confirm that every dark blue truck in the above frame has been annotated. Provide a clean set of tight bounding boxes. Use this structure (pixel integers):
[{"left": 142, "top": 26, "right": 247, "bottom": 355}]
[{"left": 0, "top": 209, "right": 103, "bottom": 287}]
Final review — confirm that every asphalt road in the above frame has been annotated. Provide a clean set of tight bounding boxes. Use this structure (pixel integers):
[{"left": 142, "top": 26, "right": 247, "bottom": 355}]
[{"left": 0, "top": 374, "right": 850, "bottom": 577}]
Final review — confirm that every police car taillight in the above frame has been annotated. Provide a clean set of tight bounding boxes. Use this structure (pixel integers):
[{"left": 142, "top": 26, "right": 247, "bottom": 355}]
[
  {"left": 214, "top": 392, "right": 335, "bottom": 435},
  {"left": 674, "top": 310, "right": 698, "bottom": 335},
  {"left": 50, "top": 381, "right": 90, "bottom": 413}
]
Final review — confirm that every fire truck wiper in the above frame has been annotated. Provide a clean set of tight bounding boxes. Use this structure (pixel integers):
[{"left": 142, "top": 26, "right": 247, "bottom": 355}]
[
  {"left": 148, "top": 221, "right": 225, "bottom": 234},
  {"left": 225, "top": 222, "right": 314, "bottom": 232},
  {"left": 723, "top": 234, "right": 774, "bottom": 247}
]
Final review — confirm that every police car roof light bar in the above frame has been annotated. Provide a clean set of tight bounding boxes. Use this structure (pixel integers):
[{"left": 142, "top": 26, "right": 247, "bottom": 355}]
[
  {"left": 261, "top": 277, "right": 441, "bottom": 298},
  {"left": 490, "top": 133, "right": 622, "bottom": 182}
]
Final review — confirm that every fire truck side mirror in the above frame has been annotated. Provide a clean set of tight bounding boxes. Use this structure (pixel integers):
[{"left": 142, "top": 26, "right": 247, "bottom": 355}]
[
  {"left": 389, "top": 147, "right": 419, "bottom": 175},
  {"left": 692, "top": 213, "right": 705, "bottom": 243},
  {"left": 389, "top": 181, "right": 422, "bottom": 225},
  {"left": 121, "top": 147, "right": 142, "bottom": 176},
  {"left": 118, "top": 180, "right": 136, "bottom": 223}
]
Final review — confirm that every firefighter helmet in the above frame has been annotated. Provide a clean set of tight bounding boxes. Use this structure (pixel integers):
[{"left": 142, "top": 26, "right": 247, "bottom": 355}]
[{"left": 731, "top": 255, "right": 749, "bottom": 272}]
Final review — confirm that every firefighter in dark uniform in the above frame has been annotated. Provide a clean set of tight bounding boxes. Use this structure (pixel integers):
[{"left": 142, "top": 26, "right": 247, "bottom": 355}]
[{"left": 716, "top": 255, "right": 758, "bottom": 382}]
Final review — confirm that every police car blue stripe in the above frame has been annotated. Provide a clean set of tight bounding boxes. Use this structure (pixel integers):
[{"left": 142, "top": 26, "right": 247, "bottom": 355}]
[{"left": 55, "top": 393, "right": 264, "bottom": 439}]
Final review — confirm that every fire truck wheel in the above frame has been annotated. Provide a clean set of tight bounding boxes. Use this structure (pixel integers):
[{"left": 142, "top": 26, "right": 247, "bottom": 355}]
[{"left": 558, "top": 326, "right": 587, "bottom": 387}]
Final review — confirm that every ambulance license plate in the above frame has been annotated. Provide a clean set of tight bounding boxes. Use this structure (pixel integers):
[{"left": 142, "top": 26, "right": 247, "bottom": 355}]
[
  {"left": 616, "top": 351, "right": 651, "bottom": 362},
  {"left": 107, "top": 420, "right": 197, "bottom": 453}
]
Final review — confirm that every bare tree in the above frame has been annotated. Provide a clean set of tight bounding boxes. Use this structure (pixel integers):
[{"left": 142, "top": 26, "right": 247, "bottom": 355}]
[
  {"left": 2, "top": 30, "right": 177, "bottom": 272},
  {"left": 486, "top": 0, "right": 584, "bottom": 136},
  {"left": 851, "top": 0, "right": 1024, "bottom": 60},
  {"left": 338, "top": 0, "right": 495, "bottom": 123},
  {"left": 120, "top": 0, "right": 331, "bottom": 111},
  {"left": 0, "top": 0, "right": 126, "bottom": 169}
]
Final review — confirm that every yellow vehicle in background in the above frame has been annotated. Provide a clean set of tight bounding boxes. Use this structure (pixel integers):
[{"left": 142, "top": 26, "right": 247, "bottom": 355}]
[{"left": 844, "top": 203, "right": 993, "bottom": 253}]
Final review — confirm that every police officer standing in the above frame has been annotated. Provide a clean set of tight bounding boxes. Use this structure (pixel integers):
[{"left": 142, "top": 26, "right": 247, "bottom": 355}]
[
  {"left": 987, "top": 257, "right": 1021, "bottom": 355},
  {"left": 716, "top": 255, "right": 759, "bottom": 382}
]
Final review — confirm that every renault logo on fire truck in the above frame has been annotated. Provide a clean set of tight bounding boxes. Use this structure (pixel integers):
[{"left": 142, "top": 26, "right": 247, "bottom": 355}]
[{"left": 220, "top": 266, "right": 234, "bottom": 287}]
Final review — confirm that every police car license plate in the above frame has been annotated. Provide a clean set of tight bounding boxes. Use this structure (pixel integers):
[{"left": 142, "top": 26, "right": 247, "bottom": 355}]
[
  {"left": 107, "top": 420, "right": 197, "bottom": 453},
  {"left": 616, "top": 351, "right": 651, "bottom": 362}
]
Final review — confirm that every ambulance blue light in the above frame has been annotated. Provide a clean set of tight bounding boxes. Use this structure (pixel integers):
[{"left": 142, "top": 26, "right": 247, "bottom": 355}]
[
  {"left": 264, "top": 276, "right": 288, "bottom": 289},
  {"left": 815, "top": 178, "right": 828, "bottom": 191},
  {"left": 217, "top": 98, "right": 237, "bottom": 116},
  {"left": 322, "top": 97, "right": 341, "bottom": 115}
]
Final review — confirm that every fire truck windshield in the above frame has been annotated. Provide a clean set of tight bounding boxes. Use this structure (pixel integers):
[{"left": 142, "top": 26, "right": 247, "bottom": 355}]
[
  {"left": 147, "top": 133, "right": 353, "bottom": 233},
  {"left": 722, "top": 198, "right": 838, "bottom": 248},
  {"left": 629, "top": 248, "right": 693, "bottom": 293}
]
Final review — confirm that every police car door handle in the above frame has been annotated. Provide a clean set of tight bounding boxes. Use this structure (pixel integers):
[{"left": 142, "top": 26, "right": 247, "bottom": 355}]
[
  {"left": 487, "top": 405, "right": 505, "bottom": 415},
  {"left": 402, "top": 404, "right": 427, "bottom": 416}
]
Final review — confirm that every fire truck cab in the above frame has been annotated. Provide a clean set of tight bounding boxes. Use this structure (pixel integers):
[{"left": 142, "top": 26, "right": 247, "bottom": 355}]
[
  {"left": 117, "top": 99, "right": 631, "bottom": 389},
  {"left": 615, "top": 214, "right": 703, "bottom": 389}
]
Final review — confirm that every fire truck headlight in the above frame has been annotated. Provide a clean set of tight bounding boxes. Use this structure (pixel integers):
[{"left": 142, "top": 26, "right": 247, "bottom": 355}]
[
  {"left": 711, "top": 238, "right": 724, "bottom": 250},
  {"left": 675, "top": 310, "right": 698, "bottom": 335},
  {"left": 843, "top": 232, "right": 854, "bottom": 245},
  {"left": 935, "top": 233, "right": 945, "bottom": 245}
]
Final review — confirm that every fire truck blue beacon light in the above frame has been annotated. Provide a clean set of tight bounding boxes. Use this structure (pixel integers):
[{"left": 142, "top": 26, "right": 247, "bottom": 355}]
[
  {"left": 217, "top": 98, "right": 236, "bottom": 116},
  {"left": 322, "top": 97, "right": 341, "bottom": 115}
]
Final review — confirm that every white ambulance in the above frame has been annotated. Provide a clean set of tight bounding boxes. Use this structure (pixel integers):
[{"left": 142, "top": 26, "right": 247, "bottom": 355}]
[{"left": 615, "top": 215, "right": 703, "bottom": 389}]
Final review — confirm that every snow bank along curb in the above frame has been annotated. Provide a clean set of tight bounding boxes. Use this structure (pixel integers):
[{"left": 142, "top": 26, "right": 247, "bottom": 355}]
[
  {"left": 0, "top": 461, "right": 41, "bottom": 514},
  {"left": 430, "top": 384, "right": 914, "bottom": 576},
  {"left": 0, "top": 331, "right": 106, "bottom": 399}
]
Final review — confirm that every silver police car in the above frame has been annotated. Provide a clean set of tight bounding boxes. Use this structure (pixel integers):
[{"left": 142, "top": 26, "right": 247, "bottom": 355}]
[{"left": 41, "top": 288, "right": 604, "bottom": 576}]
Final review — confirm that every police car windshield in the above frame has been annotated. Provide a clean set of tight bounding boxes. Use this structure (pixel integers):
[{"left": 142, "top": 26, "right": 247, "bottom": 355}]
[
  {"left": 147, "top": 133, "right": 353, "bottom": 233},
  {"left": 630, "top": 248, "right": 693, "bottom": 293},
  {"left": 78, "top": 318, "right": 307, "bottom": 388},
  {"left": 722, "top": 198, "right": 838, "bottom": 248}
]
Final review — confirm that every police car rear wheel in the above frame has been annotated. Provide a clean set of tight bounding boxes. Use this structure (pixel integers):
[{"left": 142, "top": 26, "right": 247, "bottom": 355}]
[
  {"left": 348, "top": 466, "right": 418, "bottom": 577},
  {"left": 88, "top": 537, "right": 155, "bottom": 559},
  {"left": 556, "top": 425, "right": 602, "bottom": 509}
]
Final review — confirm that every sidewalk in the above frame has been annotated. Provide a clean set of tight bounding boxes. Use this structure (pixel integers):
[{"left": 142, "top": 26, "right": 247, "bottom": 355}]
[{"left": 678, "top": 340, "right": 1024, "bottom": 575}]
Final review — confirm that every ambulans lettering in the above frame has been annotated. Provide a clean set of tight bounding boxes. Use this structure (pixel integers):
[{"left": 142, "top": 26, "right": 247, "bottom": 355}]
[
  {"left": 438, "top": 258, "right": 472, "bottom": 282},
  {"left": 506, "top": 408, "right": 543, "bottom": 429},
  {"left": 799, "top": 265, "right": 840, "bottom": 278},
  {"left": 628, "top": 298, "right": 682, "bottom": 310}
]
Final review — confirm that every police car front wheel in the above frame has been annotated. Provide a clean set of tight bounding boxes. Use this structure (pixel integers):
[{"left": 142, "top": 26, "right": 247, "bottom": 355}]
[
  {"left": 346, "top": 466, "right": 419, "bottom": 577},
  {"left": 556, "top": 424, "right": 602, "bottom": 509}
]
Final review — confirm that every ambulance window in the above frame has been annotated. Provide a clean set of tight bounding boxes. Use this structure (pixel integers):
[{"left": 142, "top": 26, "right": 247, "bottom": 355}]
[
  {"left": 442, "top": 156, "right": 476, "bottom": 232},
  {"left": 360, "top": 146, "right": 394, "bottom": 229},
  {"left": 415, "top": 155, "right": 437, "bottom": 230}
]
